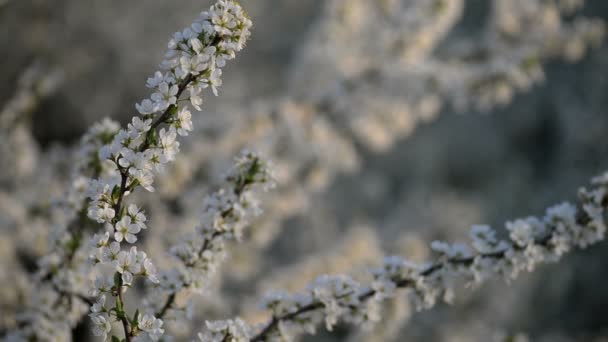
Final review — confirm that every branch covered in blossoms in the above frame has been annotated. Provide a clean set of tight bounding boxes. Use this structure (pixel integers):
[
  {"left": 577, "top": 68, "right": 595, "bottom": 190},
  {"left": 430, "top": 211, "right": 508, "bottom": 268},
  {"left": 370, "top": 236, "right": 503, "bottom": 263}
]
[
  {"left": 194, "top": 169, "right": 607, "bottom": 342},
  {"left": 0, "top": 61, "right": 63, "bottom": 186},
  {"left": 86, "top": 0, "right": 252, "bottom": 227},
  {"left": 84, "top": 1, "right": 252, "bottom": 341},
  {"left": 148, "top": 151, "right": 275, "bottom": 321},
  {"left": 6, "top": 118, "right": 120, "bottom": 341},
  {"left": 87, "top": 149, "right": 274, "bottom": 342}
]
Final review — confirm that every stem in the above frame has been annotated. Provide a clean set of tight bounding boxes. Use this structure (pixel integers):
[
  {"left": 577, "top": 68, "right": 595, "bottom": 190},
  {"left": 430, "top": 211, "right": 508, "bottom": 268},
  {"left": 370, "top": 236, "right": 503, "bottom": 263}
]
[
  {"left": 93, "top": 73, "right": 197, "bottom": 342},
  {"left": 53, "top": 285, "right": 95, "bottom": 306},
  {"left": 109, "top": 75, "right": 196, "bottom": 229},
  {"left": 139, "top": 74, "right": 193, "bottom": 152},
  {"left": 138, "top": 33, "right": 222, "bottom": 153},
  {"left": 117, "top": 285, "right": 133, "bottom": 342},
  {"left": 104, "top": 74, "right": 197, "bottom": 231},
  {"left": 101, "top": 35, "right": 226, "bottom": 329},
  {"left": 112, "top": 169, "right": 130, "bottom": 225},
  {"left": 155, "top": 293, "right": 176, "bottom": 318}
]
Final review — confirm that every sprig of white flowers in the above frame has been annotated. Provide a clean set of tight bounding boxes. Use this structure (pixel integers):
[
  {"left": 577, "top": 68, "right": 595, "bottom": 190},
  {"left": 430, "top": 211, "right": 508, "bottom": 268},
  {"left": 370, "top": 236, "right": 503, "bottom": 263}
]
[
  {"left": 85, "top": 1, "right": 252, "bottom": 341},
  {"left": 192, "top": 170, "right": 607, "bottom": 342},
  {"left": 144, "top": 151, "right": 275, "bottom": 322}
]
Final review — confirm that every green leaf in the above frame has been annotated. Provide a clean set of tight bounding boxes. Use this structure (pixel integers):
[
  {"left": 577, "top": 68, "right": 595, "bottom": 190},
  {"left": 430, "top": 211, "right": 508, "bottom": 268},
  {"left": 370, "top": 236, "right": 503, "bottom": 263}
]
[
  {"left": 132, "top": 309, "right": 140, "bottom": 326},
  {"left": 119, "top": 205, "right": 127, "bottom": 219},
  {"left": 128, "top": 179, "right": 140, "bottom": 190},
  {"left": 148, "top": 128, "right": 159, "bottom": 146}
]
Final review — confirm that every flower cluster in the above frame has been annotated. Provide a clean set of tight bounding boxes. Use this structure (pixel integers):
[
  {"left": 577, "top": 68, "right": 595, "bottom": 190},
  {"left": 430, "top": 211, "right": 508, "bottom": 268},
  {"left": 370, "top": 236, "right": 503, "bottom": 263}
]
[
  {"left": 149, "top": 151, "right": 274, "bottom": 319},
  {"left": 312, "top": 275, "right": 381, "bottom": 330},
  {"left": 197, "top": 318, "right": 251, "bottom": 342},
  {"left": 237, "top": 170, "right": 608, "bottom": 341},
  {"left": 86, "top": 0, "right": 252, "bottom": 226},
  {"left": 5, "top": 118, "right": 120, "bottom": 341},
  {"left": 62, "top": 119, "right": 121, "bottom": 216}
]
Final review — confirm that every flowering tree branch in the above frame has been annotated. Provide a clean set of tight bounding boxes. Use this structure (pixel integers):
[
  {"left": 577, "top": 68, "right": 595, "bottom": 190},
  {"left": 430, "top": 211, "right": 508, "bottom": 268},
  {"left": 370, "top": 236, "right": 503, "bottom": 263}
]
[
  {"left": 148, "top": 151, "right": 275, "bottom": 322},
  {"left": 84, "top": 1, "right": 253, "bottom": 341},
  {"left": 4, "top": 118, "right": 120, "bottom": 341},
  {"left": 195, "top": 170, "right": 607, "bottom": 341}
]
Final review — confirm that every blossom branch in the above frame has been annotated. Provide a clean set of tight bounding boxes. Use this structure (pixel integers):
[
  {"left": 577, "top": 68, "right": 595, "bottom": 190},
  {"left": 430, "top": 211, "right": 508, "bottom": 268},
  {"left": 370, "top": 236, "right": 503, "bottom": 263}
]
[
  {"left": 153, "top": 151, "right": 275, "bottom": 321},
  {"left": 199, "top": 170, "right": 607, "bottom": 342},
  {"left": 5, "top": 118, "right": 121, "bottom": 341},
  {"left": 85, "top": 1, "right": 253, "bottom": 341}
]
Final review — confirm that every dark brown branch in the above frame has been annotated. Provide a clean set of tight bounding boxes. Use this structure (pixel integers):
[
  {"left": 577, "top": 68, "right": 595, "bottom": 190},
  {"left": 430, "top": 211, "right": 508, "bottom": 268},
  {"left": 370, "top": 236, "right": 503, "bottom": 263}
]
[{"left": 155, "top": 293, "right": 176, "bottom": 318}]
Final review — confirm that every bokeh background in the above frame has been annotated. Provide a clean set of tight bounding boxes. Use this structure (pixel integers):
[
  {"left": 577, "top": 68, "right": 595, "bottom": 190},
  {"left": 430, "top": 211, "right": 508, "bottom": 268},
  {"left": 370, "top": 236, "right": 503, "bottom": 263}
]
[{"left": 2, "top": 0, "right": 608, "bottom": 341}]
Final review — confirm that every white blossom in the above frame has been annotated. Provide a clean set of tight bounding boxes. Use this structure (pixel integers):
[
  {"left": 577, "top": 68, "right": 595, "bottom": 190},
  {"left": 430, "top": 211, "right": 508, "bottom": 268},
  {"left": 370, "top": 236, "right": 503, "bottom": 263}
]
[
  {"left": 90, "top": 231, "right": 110, "bottom": 248},
  {"left": 101, "top": 241, "right": 121, "bottom": 263},
  {"left": 138, "top": 314, "right": 165, "bottom": 341},
  {"left": 91, "top": 295, "right": 106, "bottom": 313},
  {"left": 189, "top": 85, "right": 204, "bottom": 110},
  {"left": 151, "top": 82, "right": 179, "bottom": 110},
  {"left": 91, "top": 276, "right": 114, "bottom": 297},
  {"left": 136, "top": 99, "right": 159, "bottom": 115},
  {"left": 159, "top": 127, "right": 180, "bottom": 162},
  {"left": 88, "top": 202, "right": 116, "bottom": 223},
  {"left": 142, "top": 258, "right": 160, "bottom": 284},
  {"left": 146, "top": 71, "right": 165, "bottom": 89},
  {"left": 90, "top": 313, "right": 112, "bottom": 341},
  {"left": 197, "top": 318, "right": 251, "bottom": 342},
  {"left": 175, "top": 107, "right": 193, "bottom": 136},
  {"left": 7, "top": 1, "right": 608, "bottom": 341},
  {"left": 115, "top": 248, "right": 142, "bottom": 285},
  {"left": 128, "top": 203, "right": 147, "bottom": 229},
  {"left": 114, "top": 215, "right": 141, "bottom": 243}
]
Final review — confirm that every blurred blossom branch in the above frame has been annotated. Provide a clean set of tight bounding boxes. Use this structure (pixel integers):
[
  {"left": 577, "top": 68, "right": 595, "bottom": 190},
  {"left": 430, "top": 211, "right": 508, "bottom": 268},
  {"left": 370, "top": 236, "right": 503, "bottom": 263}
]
[
  {"left": 153, "top": 152, "right": 275, "bottom": 319},
  {"left": 0, "top": 61, "right": 63, "bottom": 187},
  {"left": 0, "top": 61, "right": 63, "bottom": 130},
  {"left": 6, "top": 118, "right": 121, "bottom": 340},
  {"left": 153, "top": 0, "right": 605, "bottom": 274},
  {"left": 288, "top": 0, "right": 604, "bottom": 152},
  {"left": 236, "top": 172, "right": 607, "bottom": 341}
]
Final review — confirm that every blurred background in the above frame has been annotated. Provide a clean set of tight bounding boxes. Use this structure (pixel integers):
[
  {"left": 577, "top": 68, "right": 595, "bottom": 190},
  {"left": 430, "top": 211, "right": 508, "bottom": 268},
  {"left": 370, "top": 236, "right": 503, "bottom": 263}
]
[{"left": 2, "top": 0, "right": 608, "bottom": 341}]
